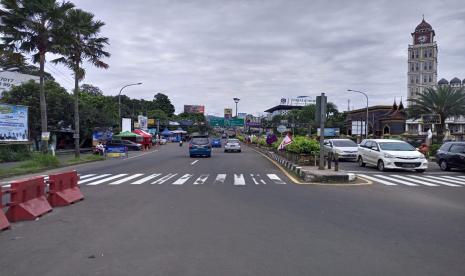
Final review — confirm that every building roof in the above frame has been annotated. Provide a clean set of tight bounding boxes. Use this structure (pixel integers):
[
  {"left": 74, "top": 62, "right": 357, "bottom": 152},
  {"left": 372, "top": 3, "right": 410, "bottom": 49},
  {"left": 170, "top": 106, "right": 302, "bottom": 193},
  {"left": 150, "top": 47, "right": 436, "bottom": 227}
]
[
  {"left": 345, "top": 105, "right": 392, "bottom": 114},
  {"left": 264, "top": 105, "right": 303, "bottom": 113},
  {"left": 415, "top": 18, "right": 432, "bottom": 31},
  {"left": 438, "top": 78, "right": 449, "bottom": 85},
  {"left": 450, "top": 77, "right": 461, "bottom": 84}
]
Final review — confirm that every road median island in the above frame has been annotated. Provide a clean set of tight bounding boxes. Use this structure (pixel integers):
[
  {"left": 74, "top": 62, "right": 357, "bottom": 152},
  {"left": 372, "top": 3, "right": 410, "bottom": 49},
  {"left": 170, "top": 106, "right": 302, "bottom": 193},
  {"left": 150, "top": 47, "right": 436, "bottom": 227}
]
[{"left": 246, "top": 144, "right": 370, "bottom": 186}]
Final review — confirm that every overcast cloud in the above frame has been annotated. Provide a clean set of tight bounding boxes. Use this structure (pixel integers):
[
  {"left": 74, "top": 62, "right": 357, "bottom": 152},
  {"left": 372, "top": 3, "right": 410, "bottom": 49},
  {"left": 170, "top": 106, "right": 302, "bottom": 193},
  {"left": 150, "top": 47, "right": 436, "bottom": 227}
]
[{"left": 47, "top": 0, "right": 465, "bottom": 116}]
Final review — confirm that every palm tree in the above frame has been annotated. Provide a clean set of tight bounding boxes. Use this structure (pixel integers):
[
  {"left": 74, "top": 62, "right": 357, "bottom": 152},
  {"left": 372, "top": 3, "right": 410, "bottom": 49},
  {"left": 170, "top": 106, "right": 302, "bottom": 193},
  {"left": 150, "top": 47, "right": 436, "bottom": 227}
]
[
  {"left": 52, "top": 9, "right": 109, "bottom": 158},
  {"left": 408, "top": 85, "right": 465, "bottom": 137},
  {"left": 0, "top": 0, "right": 74, "bottom": 152}
]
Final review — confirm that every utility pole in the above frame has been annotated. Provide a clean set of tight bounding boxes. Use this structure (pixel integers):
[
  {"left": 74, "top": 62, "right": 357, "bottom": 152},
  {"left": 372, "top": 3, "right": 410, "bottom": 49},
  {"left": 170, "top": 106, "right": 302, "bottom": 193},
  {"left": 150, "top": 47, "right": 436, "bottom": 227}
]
[{"left": 316, "top": 93, "right": 327, "bottom": 170}]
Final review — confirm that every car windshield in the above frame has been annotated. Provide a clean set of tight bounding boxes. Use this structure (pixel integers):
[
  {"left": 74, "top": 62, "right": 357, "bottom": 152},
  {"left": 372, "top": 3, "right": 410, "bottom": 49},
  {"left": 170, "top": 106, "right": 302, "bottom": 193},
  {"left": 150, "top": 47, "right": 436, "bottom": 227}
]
[
  {"left": 378, "top": 142, "right": 415, "bottom": 151},
  {"left": 227, "top": 139, "right": 239, "bottom": 143},
  {"left": 332, "top": 140, "right": 357, "bottom": 147},
  {"left": 191, "top": 138, "right": 209, "bottom": 145}
]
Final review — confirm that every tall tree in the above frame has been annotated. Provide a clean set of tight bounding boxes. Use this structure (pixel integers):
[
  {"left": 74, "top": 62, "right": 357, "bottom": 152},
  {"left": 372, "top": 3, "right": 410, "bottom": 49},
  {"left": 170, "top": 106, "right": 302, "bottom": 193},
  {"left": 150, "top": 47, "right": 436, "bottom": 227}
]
[
  {"left": 408, "top": 85, "right": 465, "bottom": 137},
  {"left": 153, "top": 93, "right": 175, "bottom": 116},
  {"left": 80, "top": 83, "right": 103, "bottom": 96},
  {"left": 52, "top": 8, "right": 109, "bottom": 157},
  {"left": 0, "top": 0, "right": 74, "bottom": 152}
]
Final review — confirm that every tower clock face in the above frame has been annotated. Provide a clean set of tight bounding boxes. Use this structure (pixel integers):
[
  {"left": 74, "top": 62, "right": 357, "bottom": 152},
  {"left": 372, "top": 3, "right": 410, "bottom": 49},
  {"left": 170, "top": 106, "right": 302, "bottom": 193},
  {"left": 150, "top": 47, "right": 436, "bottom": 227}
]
[{"left": 418, "top": 35, "right": 428, "bottom": 43}]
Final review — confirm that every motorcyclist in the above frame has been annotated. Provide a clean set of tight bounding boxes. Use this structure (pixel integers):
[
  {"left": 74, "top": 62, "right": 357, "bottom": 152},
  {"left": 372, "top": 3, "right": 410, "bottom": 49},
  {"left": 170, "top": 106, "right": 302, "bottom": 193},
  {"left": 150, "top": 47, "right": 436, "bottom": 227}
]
[{"left": 179, "top": 139, "right": 183, "bottom": 147}]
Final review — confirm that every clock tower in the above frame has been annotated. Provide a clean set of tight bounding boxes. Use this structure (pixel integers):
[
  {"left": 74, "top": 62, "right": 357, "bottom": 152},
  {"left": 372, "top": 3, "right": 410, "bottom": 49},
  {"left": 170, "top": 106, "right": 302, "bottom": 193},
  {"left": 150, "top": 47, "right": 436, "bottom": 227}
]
[{"left": 407, "top": 17, "right": 438, "bottom": 104}]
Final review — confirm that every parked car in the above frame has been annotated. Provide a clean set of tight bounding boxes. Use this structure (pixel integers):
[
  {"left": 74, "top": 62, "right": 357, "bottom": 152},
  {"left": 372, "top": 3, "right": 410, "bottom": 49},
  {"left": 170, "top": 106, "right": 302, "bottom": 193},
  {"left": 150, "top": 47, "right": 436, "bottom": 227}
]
[
  {"left": 436, "top": 142, "right": 465, "bottom": 171},
  {"left": 224, "top": 138, "right": 241, "bottom": 153},
  {"left": 211, "top": 138, "right": 222, "bottom": 148},
  {"left": 189, "top": 136, "right": 211, "bottom": 157},
  {"left": 357, "top": 139, "right": 428, "bottom": 172},
  {"left": 323, "top": 139, "right": 358, "bottom": 161},
  {"left": 106, "top": 139, "right": 142, "bottom": 151}
]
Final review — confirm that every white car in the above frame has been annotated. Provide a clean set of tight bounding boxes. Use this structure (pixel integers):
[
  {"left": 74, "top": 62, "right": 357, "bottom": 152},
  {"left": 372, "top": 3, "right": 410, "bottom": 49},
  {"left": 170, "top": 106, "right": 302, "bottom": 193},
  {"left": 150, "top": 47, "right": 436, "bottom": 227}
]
[
  {"left": 323, "top": 139, "right": 358, "bottom": 161},
  {"left": 224, "top": 138, "right": 241, "bottom": 153},
  {"left": 357, "top": 139, "right": 428, "bottom": 172}
]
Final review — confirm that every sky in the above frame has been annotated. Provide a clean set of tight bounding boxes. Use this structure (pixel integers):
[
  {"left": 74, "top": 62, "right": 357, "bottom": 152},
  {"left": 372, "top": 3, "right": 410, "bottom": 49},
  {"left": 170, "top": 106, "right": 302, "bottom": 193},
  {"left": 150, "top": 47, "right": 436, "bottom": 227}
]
[{"left": 46, "top": 0, "right": 465, "bottom": 117}]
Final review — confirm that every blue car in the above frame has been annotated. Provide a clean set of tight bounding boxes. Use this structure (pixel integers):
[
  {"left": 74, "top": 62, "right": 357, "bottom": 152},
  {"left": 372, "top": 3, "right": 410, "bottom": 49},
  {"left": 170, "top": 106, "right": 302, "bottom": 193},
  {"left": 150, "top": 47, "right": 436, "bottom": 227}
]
[
  {"left": 189, "top": 136, "right": 212, "bottom": 157},
  {"left": 211, "top": 138, "right": 222, "bottom": 148}
]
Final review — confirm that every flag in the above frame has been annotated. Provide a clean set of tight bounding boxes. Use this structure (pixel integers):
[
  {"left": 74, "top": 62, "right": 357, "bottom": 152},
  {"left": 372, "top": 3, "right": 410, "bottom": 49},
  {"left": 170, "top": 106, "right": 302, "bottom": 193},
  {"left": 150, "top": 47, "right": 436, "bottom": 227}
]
[{"left": 278, "top": 133, "right": 293, "bottom": 150}]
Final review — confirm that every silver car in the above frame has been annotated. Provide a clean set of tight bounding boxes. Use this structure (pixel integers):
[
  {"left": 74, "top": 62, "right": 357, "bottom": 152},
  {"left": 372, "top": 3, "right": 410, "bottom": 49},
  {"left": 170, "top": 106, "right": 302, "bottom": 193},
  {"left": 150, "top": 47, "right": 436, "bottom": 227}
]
[
  {"left": 224, "top": 138, "right": 241, "bottom": 153},
  {"left": 323, "top": 139, "right": 358, "bottom": 161}
]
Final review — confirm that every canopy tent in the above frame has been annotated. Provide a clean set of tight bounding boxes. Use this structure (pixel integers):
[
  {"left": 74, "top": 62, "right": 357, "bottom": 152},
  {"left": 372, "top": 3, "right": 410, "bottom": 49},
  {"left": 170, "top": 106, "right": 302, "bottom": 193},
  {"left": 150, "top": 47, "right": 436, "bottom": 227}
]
[
  {"left": 133, "top": 129, "right": 153, "bottom": 149},
  {"left": 113, "top": 131, "right": 143, "bottom": 142},
  {"left": 171, "top": 128, "right": 187, "bottom": 142},
  {"left": 161, "top": 128, "right": 173, "bottom": 136}
]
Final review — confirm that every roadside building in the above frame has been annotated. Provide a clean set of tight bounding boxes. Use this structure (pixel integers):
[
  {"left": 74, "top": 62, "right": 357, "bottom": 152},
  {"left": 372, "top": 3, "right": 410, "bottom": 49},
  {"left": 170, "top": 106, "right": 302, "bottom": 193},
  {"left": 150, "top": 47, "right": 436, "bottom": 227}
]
[{"left": 345, "top": 100, "right": 407, "bottom": 138}]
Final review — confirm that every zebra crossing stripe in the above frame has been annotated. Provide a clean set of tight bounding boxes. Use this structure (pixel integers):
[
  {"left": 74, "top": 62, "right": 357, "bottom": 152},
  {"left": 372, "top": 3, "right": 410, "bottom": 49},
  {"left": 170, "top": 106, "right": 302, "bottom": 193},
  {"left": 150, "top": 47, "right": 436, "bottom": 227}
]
[
  {"left": 441, "top": 176, "right": 465, "bottom": 185},
  {"left": 79, "top": 174, "right": 96, "bottom": 180},
  {"left": 86, "top": 174, "right": 128, "bottom": 186},
  {"left": 213, "top": 174, "right": 227, "bottom": 184},
  {"left": 409, "top": 175, "right": 461, "bottom": 187},
  {"left": 193, "top": 174, "right": 209, "bottom": 185},
  {"left": 422, "top": 175, "right": 465, "bottom": 186},
  {"left": 357, "top": 174, "right": 397, "bottom": 186},
  {"left": 173, "top": 174, "right": 193, "bottom": 185},
  {"left": 131, "top": 174, "right": 161, "bottom": 184},
  {"left": 109, "top": 174, "right": 144, "bottom": 185},
  {"left": 250, "top": 174, "right": 259, "bottom": 185},
  {"left": 152, "top": 174, "right": 178, "bottom": 184},
  {"left": 374, "top": 175, "right": 419, "bottom": 186},
  {"left": 78, "top": 174, "right": 111, "bottom": 184},
  {"left": 257, "top": 174, "right": 267, "bottom": 184},
  {"left": 234, "top": 174, "right": 246, "bottom": 186},
  {"left": 267, "top": 174, "right": 286, "bottom": 184},
  {"left": 391, "top": 175, "right": 439, "bottom": 187}
]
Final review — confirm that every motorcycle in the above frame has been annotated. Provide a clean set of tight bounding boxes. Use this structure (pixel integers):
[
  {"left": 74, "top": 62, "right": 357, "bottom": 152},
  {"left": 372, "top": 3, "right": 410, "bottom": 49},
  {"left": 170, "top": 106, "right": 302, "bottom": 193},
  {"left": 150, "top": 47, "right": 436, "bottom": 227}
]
[{"left": 179, "top": 140, "right": 183, "bottom": 147}]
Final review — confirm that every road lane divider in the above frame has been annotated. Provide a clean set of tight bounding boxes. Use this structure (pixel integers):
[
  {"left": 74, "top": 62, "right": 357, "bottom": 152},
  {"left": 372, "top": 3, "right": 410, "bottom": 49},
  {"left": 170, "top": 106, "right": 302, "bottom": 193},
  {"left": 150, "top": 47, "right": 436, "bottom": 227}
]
[{"left": 48, "top": 171, "right": 84, "bottom": 206}]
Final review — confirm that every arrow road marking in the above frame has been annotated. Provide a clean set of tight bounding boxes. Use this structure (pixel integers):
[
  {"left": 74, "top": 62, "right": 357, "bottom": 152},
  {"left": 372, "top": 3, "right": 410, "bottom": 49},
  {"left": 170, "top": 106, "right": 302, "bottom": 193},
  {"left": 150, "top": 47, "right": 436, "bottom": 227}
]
[{"left": 173, "top": 174, "right": 193, "bottom": 185}]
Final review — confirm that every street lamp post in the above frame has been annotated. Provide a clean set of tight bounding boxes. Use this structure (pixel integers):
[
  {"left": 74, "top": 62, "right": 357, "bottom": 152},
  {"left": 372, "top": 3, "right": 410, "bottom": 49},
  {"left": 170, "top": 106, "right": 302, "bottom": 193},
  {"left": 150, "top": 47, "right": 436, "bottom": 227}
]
[
  {"left": 118, "top": 82, "right": 142, "bottom": 131},
  {"left": 347, "top": 89, "right": 369, "bottom": 139},
  {"left": 233, "top": 98, "right": 240, "bottom": 117}
]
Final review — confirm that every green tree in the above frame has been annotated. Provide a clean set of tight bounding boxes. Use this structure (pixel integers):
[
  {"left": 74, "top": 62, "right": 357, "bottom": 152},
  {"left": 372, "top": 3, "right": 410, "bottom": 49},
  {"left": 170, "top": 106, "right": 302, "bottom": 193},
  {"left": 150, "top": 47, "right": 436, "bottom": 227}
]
[
  {"left": 0, "top": 48, "right": 26, "bottom": 69},
  {"left": 0, "top": 0, "right": 75, "bottom": 152},
  {"left": 408, "top": 85, "right": 465, "bottom": 137},
  {"left": 0, "top": 80, "right": 73, "bottom": 147},
  {"left": 52, "top": 8, "right": 109, "bottom": 157},
  {"left": 80, "top": 83, "right": 103, "bottom": 96},
  {"left": 153, "top": 93, "right": 175, "bottom": 116}
]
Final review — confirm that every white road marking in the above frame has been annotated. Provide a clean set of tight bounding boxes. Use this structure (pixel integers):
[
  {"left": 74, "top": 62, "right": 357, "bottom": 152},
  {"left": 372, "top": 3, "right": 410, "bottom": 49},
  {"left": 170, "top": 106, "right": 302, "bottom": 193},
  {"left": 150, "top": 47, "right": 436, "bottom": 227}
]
[
  {"left": 250, "top": 174, "right": 259, "bottom": 185},
  {"left": 86, "top": 174, "right": 128, "bottom": 186},
  {"left": 409, "top": 175, "right": 461, "bottom": 187},
  {"left": 173, "top": 174, "right": 193, "bottom": 185},
  {"left": 422, "top": 175, "right": 464, "bottom": 186},
  {"left": 267, "top": 174, "right": 286, "bottom": 184},
  {"left": 78, "top": 174, "right": 111, "bottom": 184},
  {"left": 109, "top": 174, "right": 144, "bottom": 185},
  {"left": 78, "top": 174, "right": 96, "bottom": 179},
  {"left": 357, "top": 174, "right": 397, "bottom": 186},
  {"left": 374, "top": 175, "right": 419, "bottom": 186},
  {"left": 191, "top": 160, "right": 199, "bottom": 165},
  {"left": 152, "top": 173, "right": 177, "bottom": 184},
  {"left": 193, "top": 174, "right": 209, "bottom": 185},
  {"left": 234, "top": 174, "right": 246, "bottom": 186},
  {"left": 131, "top": 174, "right": 161, "bottom": 184},
  {"left": 441, "top": 176, "right": 465, "bottom": 185},
  {"left": 257, "top": 174, "right": 267, "bottom": 184},
  {"left": 391, "top": 175, "right": 439, "bottom": 187},
  {"left": 213, "top": 174, "right": 227, "bottom": 184}
]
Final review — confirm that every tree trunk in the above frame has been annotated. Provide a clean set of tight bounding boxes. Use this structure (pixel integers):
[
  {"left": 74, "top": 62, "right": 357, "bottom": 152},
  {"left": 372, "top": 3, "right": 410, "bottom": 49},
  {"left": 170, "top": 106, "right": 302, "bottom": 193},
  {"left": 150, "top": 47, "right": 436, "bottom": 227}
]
[
  {"left": 74, "top": 62, "right": 80, "bottom": 159},
  {"left": 39, "top": 52, "right": 48, "bottom": 153}
]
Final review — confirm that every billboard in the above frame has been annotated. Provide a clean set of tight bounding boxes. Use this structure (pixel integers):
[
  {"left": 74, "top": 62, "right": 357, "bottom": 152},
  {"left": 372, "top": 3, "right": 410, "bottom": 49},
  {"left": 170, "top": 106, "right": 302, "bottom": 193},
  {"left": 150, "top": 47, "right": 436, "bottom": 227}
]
[
  {"left": 317, "top": 128, "right": 340, "bottom": 137},
  {"left": 184, "top": 105, "right": 205, "bottom": 114},
  {"left": 351, "top": 121, "right": 366, "bottom": 135},
  {"left": 0, "top": 71, "right": 40, "bottom": 96},
  {"left": 122, "top": 118, "right": 131, "bottom": 132},
  {"left": 138, "top": 115, "right": 148, "bottom": 130},
  {"left": 224, "top": 108, "right": 233, "bottom": 119},
  {"left": 237, "top": 113, "right": 247, "bottom": 119},
  {"left": 0, "top": 103, "right": 28, "bottom": 142}
]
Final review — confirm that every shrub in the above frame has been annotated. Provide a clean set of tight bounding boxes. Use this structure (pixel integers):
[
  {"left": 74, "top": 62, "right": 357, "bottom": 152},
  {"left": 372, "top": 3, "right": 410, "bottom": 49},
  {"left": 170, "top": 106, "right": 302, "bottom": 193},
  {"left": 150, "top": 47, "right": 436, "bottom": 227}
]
[
  {"left": 0, "top": 144, "right": 32, "bottom": 162},
  {"left": 285, "top": 136, "right": 320, "bottom": 154},
  {"left": 429, "top": 143, "right": 441, "bottom": 156}
]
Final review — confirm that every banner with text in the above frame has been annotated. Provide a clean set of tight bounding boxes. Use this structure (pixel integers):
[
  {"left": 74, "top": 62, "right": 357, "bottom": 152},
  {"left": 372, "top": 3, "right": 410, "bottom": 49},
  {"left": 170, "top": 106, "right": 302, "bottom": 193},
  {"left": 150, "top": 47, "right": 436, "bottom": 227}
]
[{"left": 0, "top": 103, "right": 28, "bottom": 142}]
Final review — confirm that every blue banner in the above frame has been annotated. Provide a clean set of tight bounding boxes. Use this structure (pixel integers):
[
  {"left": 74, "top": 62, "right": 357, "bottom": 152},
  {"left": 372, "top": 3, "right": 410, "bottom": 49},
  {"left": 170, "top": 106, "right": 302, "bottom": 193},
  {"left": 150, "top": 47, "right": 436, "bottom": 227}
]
[
  {"left": 106, "top": 146, "right": 127, "bottom": 153},
  {"left": 0, "top": 103, "right": 28, "bottom": 142}
]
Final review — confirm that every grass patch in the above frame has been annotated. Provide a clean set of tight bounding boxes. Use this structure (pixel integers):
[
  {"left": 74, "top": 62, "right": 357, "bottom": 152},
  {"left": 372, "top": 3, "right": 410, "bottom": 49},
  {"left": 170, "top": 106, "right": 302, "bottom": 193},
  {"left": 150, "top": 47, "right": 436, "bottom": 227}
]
[
  {"left": 65, "top": 154, "right": 105, "bottom": 165},
  {"left": 0, "top": 144, "right": 32, "bottom": 162}
]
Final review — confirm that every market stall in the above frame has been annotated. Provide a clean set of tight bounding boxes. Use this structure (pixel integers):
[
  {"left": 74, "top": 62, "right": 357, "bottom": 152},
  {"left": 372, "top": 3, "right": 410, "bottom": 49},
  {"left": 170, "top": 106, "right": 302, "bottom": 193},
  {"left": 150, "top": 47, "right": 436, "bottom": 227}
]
[
  {"left": 133, "top": 129, "right": 153, "bottom": 149},
  {"left": 112, "top": 131, "right": 143, "bottom": 144}
]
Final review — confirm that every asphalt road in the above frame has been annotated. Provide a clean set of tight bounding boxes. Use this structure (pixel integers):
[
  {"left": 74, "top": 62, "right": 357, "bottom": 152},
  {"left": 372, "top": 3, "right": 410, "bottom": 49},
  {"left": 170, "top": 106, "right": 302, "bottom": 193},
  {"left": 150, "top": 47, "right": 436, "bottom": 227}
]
[{"left": 1, "top": 142, "right": 464, "bottom": 276}]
